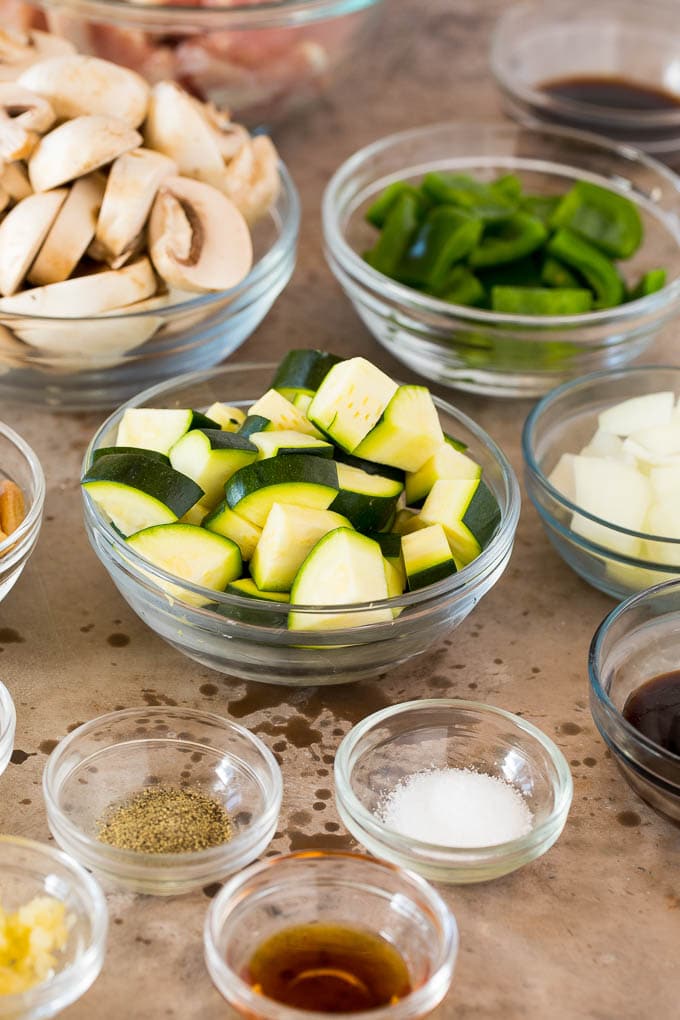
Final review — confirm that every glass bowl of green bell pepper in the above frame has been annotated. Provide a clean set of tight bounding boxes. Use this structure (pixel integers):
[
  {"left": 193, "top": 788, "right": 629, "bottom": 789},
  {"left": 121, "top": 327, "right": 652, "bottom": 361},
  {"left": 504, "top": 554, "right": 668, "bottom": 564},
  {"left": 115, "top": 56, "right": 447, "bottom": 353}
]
[{"left": 322, "top": 122, "right": 680, "bottom": 398}]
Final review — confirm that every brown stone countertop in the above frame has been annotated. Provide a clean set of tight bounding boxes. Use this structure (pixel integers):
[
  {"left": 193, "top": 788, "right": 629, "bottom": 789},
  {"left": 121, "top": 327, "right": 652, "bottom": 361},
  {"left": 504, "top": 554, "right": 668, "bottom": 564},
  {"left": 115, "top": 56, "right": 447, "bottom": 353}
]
[{"left": 0, "top": 0, "right": 678, "bottom": 1017}]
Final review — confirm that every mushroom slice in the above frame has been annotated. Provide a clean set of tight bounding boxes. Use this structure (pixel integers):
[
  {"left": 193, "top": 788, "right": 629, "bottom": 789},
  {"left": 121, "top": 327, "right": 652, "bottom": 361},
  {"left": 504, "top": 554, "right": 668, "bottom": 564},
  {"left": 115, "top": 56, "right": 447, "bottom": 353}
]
[
  {"left": 222, "top": 135, "right": 280, "bottom": 226},
  {"left": 29, "top": 115, "right": 142, "bottom": 192},
  {"left": 148, "top": 175, "right": 252, "bottom": 293},
  {"left": 0, "top": 257, "right": 156, "bottom": 317},
  {"left": 144, "top": 82, "right": 226, "bottom": 190},
  {"left": 0, "top": 29, "right": 76, "bottom": 81},
  {"left": 29, "top": 173, "right": 106, "bottom": 286},
  {"left": 94, "top": 148, "right": 176, "bottom": 264},
  {"left": 19, "top": 55, "right": 150, "bottom": 128},
  {"left": 0, "top": 188, "right": 67, "bottom": 295},
  {"left": 0, "top": 83, "right": 54, "bottom": 133},
  {"left": 1, "top": 160, "right": 31, "bottom": 200}
]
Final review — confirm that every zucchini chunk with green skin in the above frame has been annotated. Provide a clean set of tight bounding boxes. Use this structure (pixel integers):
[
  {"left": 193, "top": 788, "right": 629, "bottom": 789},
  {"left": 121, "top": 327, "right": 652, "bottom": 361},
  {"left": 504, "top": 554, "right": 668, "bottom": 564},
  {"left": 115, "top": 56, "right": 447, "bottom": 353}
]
[
  {"left": 332, "top": 447, "right": 405, "bottom": 484},
  {"left": 383, "top": 557, "right": 406, "bottom": 603},
  {"left": 308, "top": 357, "right": 398, "bottom": 453},
  {"left": 293, "top": 393, "right": 313, "bottom": 414},
  {"left": 126, "top": 524, "right": 241, "bottom": 603},
  {"left": 331, "top": 463, "right": 403, "bottom": 532},
  {"left": 205, "top": 402, "right": 246, "bottom": 432},
  {"left": 368, "top": 532, "right": 406, "bottom": 591},
  {"left": 180, "top": 501, "right": 211, "bottom": 526},
  {"left": 420, "top": 478, "right": 501, "bottom": 565},
  {"left": 227, "top": 578, "right": 290, "bottom": 602},
  {"left": 354, "top": 386, "right": 444, "bottom": 473},
  {"left": 251, "top": 430, "right": 334, "bottom": 460},
  {"left": 289, "top": 528, "right": 392, "bottom": 631},
  {"left": 202, "top": 501, "right": 262, "bottom": 560},
  {"left": 238, "top": 414, "right": 270, "bottom": 438},
  {"left": 393, "top": 508, "right": 428, "bottom": 536},
  {"left": 82, "top": 453, "right": 203, "bottom": 536},
  {"left": 272, "top": 349, "right": 343, "bottom": 400},
  {"left": 444, "top": 433, "right": 468, "bottom": 453},
  {"left": 116, "top": 408, "right": 219, "bottom": 455},
  {"left": 405, "top": 444, "right": 482, "bottom": 507},
  {"left": 93, "top": 446, "right": 169, "bottom": 464},
  {"left": 169, "top": 429, "right": 258, "bottom": 507},
  {"left": 250, "top": 503, "right": 352, "bottom": 592},
  {"left": 225, "top": 454, "right": 339, "bottom": 527},
  {"left": 220, "top": 578, "right": 289, "bottom": 627},
  {"left": 402, "top": 524, "right": 458, "bottom": 590},
  {"left": 248, "top": 389, "right": 324, "bottom": 439}
]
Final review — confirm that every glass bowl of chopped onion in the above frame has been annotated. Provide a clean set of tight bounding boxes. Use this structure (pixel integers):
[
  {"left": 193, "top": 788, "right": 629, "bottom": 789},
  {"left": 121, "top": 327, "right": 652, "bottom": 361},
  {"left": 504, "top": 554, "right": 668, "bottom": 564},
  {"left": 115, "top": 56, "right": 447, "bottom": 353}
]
[
  {"left": 334, "top": 699, "right": 573, "bottom": 884},
  {"left": 0, "top": 681, "right": 16, "bottom": 778},
  {"left": 0, "top": 835, "right": 107, "bottom": 1019},
  {"left": 523, "top": 364, "right": 680, "bottom": 600},
  {"left": 0, "top": 421, "right": 45, "bottom": 604},
  {"left": 42, "top": 706, "right": 283, "bottom": 896}
]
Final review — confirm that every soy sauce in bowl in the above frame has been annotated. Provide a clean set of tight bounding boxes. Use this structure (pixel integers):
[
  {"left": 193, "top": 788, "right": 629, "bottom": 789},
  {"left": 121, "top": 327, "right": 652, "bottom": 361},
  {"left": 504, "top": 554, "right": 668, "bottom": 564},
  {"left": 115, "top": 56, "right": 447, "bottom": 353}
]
[
  {"left": 542, "top": 76, "right": 680, "bottom": 114},
  {"left": 623, "top": 671, "right": 680, "bottom": 757}
]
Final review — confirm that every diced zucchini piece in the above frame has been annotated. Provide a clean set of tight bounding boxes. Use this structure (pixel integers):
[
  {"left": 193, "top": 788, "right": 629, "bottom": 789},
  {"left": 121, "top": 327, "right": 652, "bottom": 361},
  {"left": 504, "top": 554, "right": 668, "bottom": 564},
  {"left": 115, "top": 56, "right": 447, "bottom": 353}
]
[
  {"left": 308, "top": 357, "right": 398, "bottom": 453},
  {"left": 239, "top": 414, "right": 271, "bottom": 438},
  {"left": 405, "top": 443, "right": 482, "bottom": 506},
  {"left": 272, "top": 349, "right": 343, "bottom": 400},
  {"left": 225, "top": 455, "right": 339, "bottom": 527},
  {"left": 126, "top": 524, "right": 241, "bottom": 605},
  {"left": 82, "top": 453, "right": 203, "bottom": 536},
  {"left": 248, "top": 389, "right": 324, "bottom": 439},
  {"left": 169, "top": 429, "right": 258, "bottom": 507},
  {"left": 93, "top": 446, "right": 169, "bottom": 464},
  {"left": 368, "top": 531, "right": 405, "bottom": 589},
  {"left": 444, "top": 433, "right": 468, "bottom": 452},
  {"left": 222, "top": 578, "right": 289, "bottom": 626},
  {"left": 571, "top": 456, "right": 649, "bottom": 556},
  {"left": 383, "top": 556, "right": 405, "bottom": 600},
  {"left": 205, "top": 402, "right": 246, "bottom": 432},
  {"left": 333, "top": 447, "right": 405, "bottom": 484},
  {"left": 251, "top": 430, "right": 333, "bottom": 460},
  {"left": 227, "top": 578, "right": 290, "bottom": 602},
  {"left": 289, "top": 529, "right": 392, "bottom": 631},
  {"left": 393, "top": 508, "right": 428, "bottom": 535},
  {"left": 598, "top": 392, "right": 674, "bottom": 437},
  {"left": 116, "top": 408, "right": 217, "bottom": 455},
  {"left": 402, "top": 524, "right": 458, "bottom": 590},
  {"left": 202, "top": 501, "right": 262, "bottom": 560},
  {"left": 420, "top": 478, "right": 501, "bottom": 564},
  {"left": 293, "top": 393, "right": 313, "bottom": 414},
  {"left": 180, "top": 501, "right": 211, "bottom": 526},
  {"left": 354, "top": 385, "right": 444, "bottom": 472},
  {"left": 250, "top": 503, "right": 351, "bottom": 592},
  {"left": 331, "top": 463, "right": 403, "bottom": 532}
]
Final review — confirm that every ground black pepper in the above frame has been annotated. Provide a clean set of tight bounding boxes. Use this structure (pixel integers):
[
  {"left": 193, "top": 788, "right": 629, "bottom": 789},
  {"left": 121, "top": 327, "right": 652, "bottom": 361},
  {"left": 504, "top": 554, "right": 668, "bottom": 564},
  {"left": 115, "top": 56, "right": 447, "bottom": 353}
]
[{"left": 96, "top": 786, "right": 232, "bottom": 853}]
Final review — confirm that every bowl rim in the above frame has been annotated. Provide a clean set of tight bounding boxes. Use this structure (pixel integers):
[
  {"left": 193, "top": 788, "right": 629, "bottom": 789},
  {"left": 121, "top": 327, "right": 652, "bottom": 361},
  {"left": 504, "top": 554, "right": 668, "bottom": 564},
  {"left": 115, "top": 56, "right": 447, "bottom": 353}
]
[
  {"left": 42, "top": 705, "right": 284, "bottom": 870},
  {"left": 0, "top": 680, "right": 16, "bottom": 766},
  {"left": 0, "top": 162, "right": 299, "bottom": 325},
  {"left": 203, "top": 848, "right": 459, "bottom": 1020},
  {"left": 523, "top": 363, "right": 680, "bottom": 554},
  {"left": 0, "top": 834, "right": 107, "bottom": 1017},
  {"left": 334, "top": 697, "right": 573, "bottom": 862},
  {"left": 0, "top": 420, "right": 46, "bottom": 557},
  {"left": 322, "top": 119, "right": 680, "bottom": 328},
  {"left": 588, "top": 577, "right": 680, "bottom": 767},
  {"left": 490, "top": 0, "right": 680, "bottom": 131},
  {"left": 81, "top": 360, "right": 520, "bottom": 618},
  {"left": 37, "top": 0, "right": 382, "bottom": 27}
]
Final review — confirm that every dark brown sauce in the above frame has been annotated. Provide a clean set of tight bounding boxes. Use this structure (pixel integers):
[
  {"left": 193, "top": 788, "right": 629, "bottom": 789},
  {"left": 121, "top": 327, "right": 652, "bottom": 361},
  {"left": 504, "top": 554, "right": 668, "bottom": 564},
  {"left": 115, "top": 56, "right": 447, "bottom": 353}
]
[
  {"left": 542, "top": 75, "right": 680, "bottom": 113},
  {"left": 622, "top": 671, "right": 680, "bottom": 756},
  {"left": 245, "top": 923, "right": 411, "bottom": 1013}
]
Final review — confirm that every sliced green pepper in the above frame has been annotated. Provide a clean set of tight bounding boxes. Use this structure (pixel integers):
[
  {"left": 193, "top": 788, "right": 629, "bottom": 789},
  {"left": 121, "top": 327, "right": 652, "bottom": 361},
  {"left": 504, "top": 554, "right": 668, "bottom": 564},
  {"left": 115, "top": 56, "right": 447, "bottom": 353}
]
[
  {"left": 492, "top": 174, "right": 523, "bottom": 202},
  {"left": 521, "top": 194, "right": 561, "bottom": 226},
  {"left": 547, "top": 228, "right": 624, "bottom": 308},
  {"left": 541, "top": 255, "right": 581, "bottom": 289},
  {"left": 468, "top": 212, "right": 547, "bottom": 268},
  {"left": 491, "top": 286, "right": 594, "bottom": 315},
  {"left": 421, "top": 172, "right": 518, "bottom": 222},
  {"left": 365, "top": 181, "right": 427, "bottom": 228},
  {"left": 629, "top": 268, "right": 667, "bottom": 300},
  {"left": 364, "top": 192, "right": 421, "bottom": 277},
  {"left": 551, "top": 181, "right": 643, "bottom": 259},
  {"left": 477, "top": 255, "right": 544, "bottom": 291},
  {"left": 436, "top": 265, "right": 485, "bottom": 307},
  {"left": 399, "top": 206, "right": 483, "bottom": 289}
]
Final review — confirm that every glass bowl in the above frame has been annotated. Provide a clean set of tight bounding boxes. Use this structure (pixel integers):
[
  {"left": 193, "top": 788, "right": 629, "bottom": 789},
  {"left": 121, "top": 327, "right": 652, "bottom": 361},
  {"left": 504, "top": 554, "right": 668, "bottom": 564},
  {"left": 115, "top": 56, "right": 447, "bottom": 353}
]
[
  {"left": 0, "top": 681, "right": 16, "bottom": 778},
  {"left": 0, "top": 163, "right": 298, "bottom": 411},
  {"left": 42, "top": 706, "right": 283, "bottom": 896},
  {"left": 204, "top": 850, "right": 458, "bottom": 1020},
  {"left": 491, "top": 0, "right": 680, "bottom": 166},
  {"left": 0, "top": 421, "right": 45, "bottom": 601},
  {"left": 523, "top": 365, "right": 680, "bottom": 601},
  {"left": 0, "top": 835, "right": 107, "bottom": 1020},
  {"left": 334, "top": 699, "right": 572, "bottom": 884},
  {"left": 589, "top": 579, "right": 680, "bottom": 823},
  {"left": 81, "top": 361, "right": 520, "bottom": 686},
  {"left": 3, "top": 0, "right": 384, "bottom": 126},
  {"left": 322, "top": 121, "right": 680, "bottom": 399}
]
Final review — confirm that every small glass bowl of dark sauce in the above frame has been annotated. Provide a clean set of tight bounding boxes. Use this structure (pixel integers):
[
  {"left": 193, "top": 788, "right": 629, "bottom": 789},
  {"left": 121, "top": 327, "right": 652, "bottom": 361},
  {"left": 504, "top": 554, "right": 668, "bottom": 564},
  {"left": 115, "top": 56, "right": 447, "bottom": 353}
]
[
  {"left": 492, "top": 0, "right": 680, "bottom": 166},
  {"left": 589, "top": 579, "right": 680, "bottom": 824}
]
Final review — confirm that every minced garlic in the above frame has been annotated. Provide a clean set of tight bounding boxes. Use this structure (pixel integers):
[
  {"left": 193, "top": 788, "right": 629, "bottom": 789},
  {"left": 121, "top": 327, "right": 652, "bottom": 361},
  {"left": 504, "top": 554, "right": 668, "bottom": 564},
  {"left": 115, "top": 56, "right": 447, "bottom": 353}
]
[{"left": 0, "top": 896, "right": 70, "bottom": 996}]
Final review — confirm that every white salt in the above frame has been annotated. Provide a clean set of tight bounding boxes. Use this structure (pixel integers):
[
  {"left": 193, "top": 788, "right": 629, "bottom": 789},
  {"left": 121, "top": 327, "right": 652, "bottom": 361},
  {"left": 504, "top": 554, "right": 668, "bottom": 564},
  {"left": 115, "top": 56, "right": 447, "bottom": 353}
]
[{"left": 380, "top": 767, "right": 533, "bottom": 848}]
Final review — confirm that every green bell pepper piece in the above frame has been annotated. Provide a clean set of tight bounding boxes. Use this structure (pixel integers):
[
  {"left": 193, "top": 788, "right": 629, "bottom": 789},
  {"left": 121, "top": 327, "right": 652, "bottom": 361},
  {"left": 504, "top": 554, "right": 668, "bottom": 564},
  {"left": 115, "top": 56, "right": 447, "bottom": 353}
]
[
  {"left": 547, "top": 228, "right": 624, "bottom": 308},
  {"left": 477, "top": 255, "right": 544, "bottom": 291},
  {"left": 468, "top": 212, "right": 548, "bottom": 268},
  {"left": 492, "top": 174, "right": 524, "bottom": 202},
  {"left": 436, "top": 265, "right": 485, "bottom": 307},
  {"left": 421, "top": 172, "right": 518, "bottom": 222},
  {"left": 364, "top": 192, "right": 421, "bottom": 277},
  {"left": 491, "top": 286, "right": 594, "bottom": 315},
  {"left": 551, "top": 181, "right": 643, "bottom": 259},
  {"left": 629, "top": 268, "right": 667, "bottom": 300},
  {"left": 399, "top": 206, "right": 483, "bottom": 289},
  {"left": 521, "top": 194, "right": 561, "bottom": 226},
  {"left": 541, "top": 255, "right": 581, "bottom": 289},
  {"left": 365, "top": 181, "right": 427, "bottom": 228}
]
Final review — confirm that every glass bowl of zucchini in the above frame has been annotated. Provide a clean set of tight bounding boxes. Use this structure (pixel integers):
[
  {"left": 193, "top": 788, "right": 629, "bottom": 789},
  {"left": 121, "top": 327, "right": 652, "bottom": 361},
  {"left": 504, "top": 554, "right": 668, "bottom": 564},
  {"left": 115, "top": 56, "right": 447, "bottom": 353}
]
[
  {"left": 323, "top": 122, "right": 680, "bottom": 398},
  {"left": 81, "top": 351, "right": 520, "bottom": 685},
  {"left": 523, "top": 365, "right": 680, "bottom": 600}
]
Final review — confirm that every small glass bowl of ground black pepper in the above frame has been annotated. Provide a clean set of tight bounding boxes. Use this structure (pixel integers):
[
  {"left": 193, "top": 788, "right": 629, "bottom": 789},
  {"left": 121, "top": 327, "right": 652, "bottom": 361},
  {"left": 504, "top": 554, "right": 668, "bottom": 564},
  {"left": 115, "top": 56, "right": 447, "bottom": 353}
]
[
  {"left": 42, "top": 707, "right": 282, "bottom": 896},
  {"left": 0, "top": 681, "right": 16, "bottom": 778},
  {"left": 334, "top": 699, "right": 573, "bottom": 884},
  {"left": 492, "top": 0, "right": 680, "bottom": 167},
  {"left": 204, "top": 851, "right": 458, "bottom": 1020},
  {"left": 589, "top": 578, "right": 680, "bottom": 823}
]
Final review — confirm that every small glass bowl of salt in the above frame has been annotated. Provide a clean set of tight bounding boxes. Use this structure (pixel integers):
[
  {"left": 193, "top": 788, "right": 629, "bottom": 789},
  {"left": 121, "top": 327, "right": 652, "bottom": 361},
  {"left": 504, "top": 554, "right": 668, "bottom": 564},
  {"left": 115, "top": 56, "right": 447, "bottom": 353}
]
[{"left": 334, "top": 699, "right": 573, "bottom": 884}]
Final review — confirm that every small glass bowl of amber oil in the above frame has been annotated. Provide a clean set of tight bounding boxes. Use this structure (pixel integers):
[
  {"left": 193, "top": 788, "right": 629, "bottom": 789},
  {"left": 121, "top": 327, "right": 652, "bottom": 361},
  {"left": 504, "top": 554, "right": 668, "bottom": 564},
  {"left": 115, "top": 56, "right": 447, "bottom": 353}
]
[{"left": 203, "top": 851, "right": 458, "bottom": 1019}]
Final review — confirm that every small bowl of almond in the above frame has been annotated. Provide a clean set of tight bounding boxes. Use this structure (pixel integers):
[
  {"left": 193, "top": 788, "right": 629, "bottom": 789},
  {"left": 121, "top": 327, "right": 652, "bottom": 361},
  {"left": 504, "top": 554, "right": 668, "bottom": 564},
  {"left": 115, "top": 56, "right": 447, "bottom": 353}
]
[{"left": 0, "top": 421, "right": 45, "bottom": 602}]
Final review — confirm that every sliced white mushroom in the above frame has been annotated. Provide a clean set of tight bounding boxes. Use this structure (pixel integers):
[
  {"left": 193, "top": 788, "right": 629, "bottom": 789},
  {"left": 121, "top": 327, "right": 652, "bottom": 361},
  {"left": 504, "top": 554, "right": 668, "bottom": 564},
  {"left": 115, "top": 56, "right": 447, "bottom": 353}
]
[
  {"left": 19, "top": 55, "right": 150, "bottom": 128},
  {"left": 0, "top": 188, "right": 67, "bottom": 295},
  {"left": 29, "top": 172, "right": 106, "bottom": 286},
  {"left": 94, "top": 147, "right": 176, "bottom": 264},
  {"left": 192, "top": 99, "right": 249, "bottom": 162},
  {"left": 0, "top": 256, "right": 157, "bottom": 316},
  {"left": 222, "top": 135, "right": 280, "bottom": 225},
  {"left": 148, "top": 175, "right": 252, "bottom": 293},
  {"left": 1, "top": 160, "right": 31, "bottom": 200},
  {"left": 0, "top": 83, "right": 54, "bottom": 133},
  {"left": 28, "top": 115, "right": 142, "bottom": 192},
  {"left": 144, "top": 82, "right": 226, "bottom": 190},
  {"left": 0, "top": 29, "right": 76, "bottom": 82}
]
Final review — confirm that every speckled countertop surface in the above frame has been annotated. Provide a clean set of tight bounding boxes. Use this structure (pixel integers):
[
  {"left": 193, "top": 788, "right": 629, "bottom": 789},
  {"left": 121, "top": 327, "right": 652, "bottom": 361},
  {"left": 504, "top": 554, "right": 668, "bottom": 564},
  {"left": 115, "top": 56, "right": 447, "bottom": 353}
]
[{"left": 1, "top": 1, "right": 678, "bottom": 1017}]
